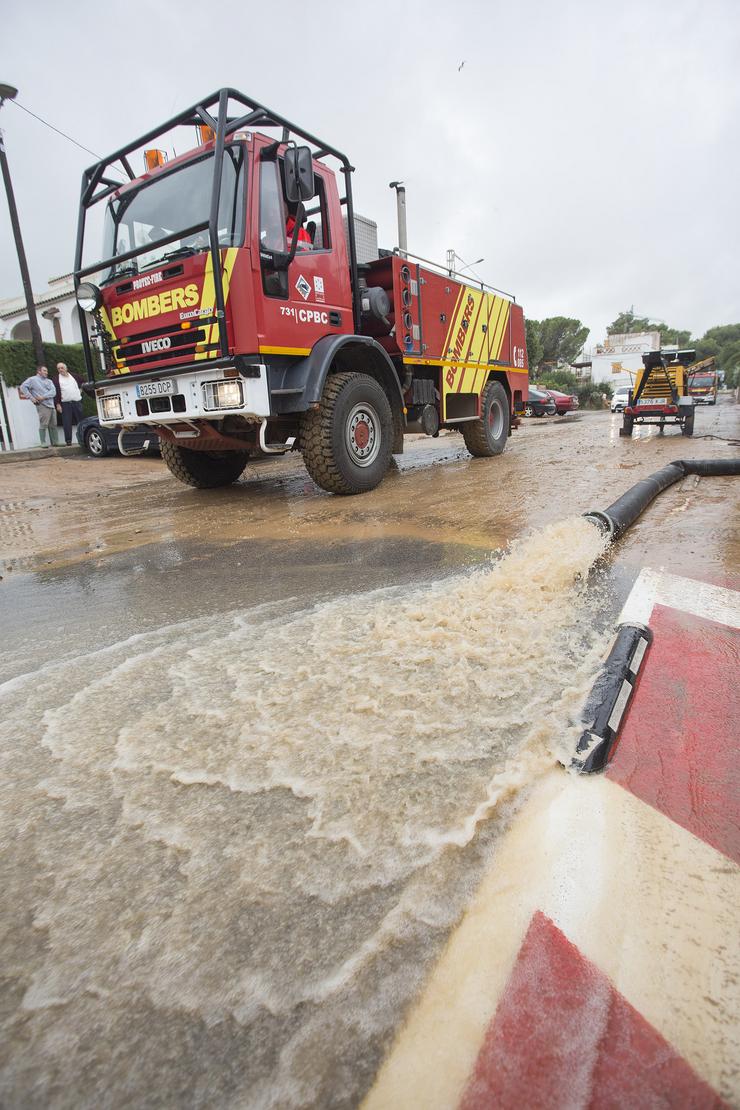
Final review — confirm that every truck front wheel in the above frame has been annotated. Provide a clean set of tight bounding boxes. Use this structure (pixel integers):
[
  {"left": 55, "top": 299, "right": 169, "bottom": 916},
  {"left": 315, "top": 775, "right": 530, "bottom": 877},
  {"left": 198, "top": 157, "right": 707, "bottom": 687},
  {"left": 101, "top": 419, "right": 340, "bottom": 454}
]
[
  {"left": 160, "top": 441, "right": 249, "bottom": 488},
  {"left": 301, "top": 371, "right": 394, "bottom": 494},
  {"left": 462, "top": 380, "right": 509, "bottom": 457}
]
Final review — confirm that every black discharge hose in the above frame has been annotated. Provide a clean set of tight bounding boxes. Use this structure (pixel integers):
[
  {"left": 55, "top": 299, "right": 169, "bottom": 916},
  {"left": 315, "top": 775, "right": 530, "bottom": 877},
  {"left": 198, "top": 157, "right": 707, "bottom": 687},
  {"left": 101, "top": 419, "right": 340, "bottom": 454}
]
[
  {"left": 583, "top": 457, "right": 740, "bottom": 540},
  {"left": 573, "top": 454, "right": 738, "bottom": 774}
]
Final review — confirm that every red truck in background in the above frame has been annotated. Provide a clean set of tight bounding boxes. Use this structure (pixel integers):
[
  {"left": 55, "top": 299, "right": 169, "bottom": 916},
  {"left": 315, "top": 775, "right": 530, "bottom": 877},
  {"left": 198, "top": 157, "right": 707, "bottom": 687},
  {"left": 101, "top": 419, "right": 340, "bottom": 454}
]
[
  {"left": 687, "top": 358, "right": 718, "bottom": 405},
  {"left": 74, "top": 89, "right": 528, "bottom": 494}
]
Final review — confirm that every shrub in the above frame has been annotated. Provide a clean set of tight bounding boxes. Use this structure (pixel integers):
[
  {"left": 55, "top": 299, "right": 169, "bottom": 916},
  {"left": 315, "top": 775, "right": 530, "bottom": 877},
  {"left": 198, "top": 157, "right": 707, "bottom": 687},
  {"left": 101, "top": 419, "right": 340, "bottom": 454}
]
[
  {"left": 0, "top": 340, "right": 96, "bottom": 416},
  {"left": 0, "top": 340, "right": 92, "bottom": 388}
]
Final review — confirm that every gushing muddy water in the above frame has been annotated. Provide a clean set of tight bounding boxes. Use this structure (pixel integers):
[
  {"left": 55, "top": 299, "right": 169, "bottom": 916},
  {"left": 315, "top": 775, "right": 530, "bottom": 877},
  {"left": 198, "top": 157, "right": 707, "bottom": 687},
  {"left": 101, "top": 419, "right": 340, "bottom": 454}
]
[{"left": 1, "top": 518, "right": 610, "bottom": 1108}]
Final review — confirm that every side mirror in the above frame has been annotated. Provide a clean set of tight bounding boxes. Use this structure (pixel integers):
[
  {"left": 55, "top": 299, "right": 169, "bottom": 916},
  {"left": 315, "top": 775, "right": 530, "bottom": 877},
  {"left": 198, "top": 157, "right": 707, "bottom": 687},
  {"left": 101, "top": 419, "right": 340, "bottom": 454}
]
[{"left": 284, "top": 145, "right": 314, "bottom": 203}]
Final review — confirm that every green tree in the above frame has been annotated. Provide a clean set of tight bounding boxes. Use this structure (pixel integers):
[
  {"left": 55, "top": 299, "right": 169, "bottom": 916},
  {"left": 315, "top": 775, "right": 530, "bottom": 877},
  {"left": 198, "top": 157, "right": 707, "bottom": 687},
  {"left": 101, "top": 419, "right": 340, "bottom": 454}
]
[
  {"left": 525, "top": 318, "right": 543, "bottom": 374},
  {"left": 659, "top": 325, "right": 691, "bottom": 347},
  {"left": 538, "top": 317, "right": 589, "bottom": 368},
  {"left": 607, "top": 310, "right": 690, "bottom": 347},
  {"left": 719, "top": 339, "right": 740, "bottom": 388},
  {"left": 693, "top": 324, "right": 740, "bottom": 385},
  {"left": 607, "top": 310, "right": 651, "bottom": 335}
]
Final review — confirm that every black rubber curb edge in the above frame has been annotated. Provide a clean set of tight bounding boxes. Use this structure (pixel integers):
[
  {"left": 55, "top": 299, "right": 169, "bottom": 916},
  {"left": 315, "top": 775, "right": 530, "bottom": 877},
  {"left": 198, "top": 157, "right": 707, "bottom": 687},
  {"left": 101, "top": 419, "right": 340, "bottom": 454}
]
[{"left": 572, "top": 622, "right": 653, "bottom": 774}]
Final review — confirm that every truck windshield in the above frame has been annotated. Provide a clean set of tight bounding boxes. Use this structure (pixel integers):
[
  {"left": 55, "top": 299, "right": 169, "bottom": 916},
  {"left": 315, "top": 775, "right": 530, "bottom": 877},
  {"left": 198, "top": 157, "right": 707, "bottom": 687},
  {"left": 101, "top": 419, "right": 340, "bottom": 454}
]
[
  {"left": 101, "top": 144, "right": 246, "bottom": 281},
  {"left": 691, "top": 375, "right": 715, "bottom": 387}
]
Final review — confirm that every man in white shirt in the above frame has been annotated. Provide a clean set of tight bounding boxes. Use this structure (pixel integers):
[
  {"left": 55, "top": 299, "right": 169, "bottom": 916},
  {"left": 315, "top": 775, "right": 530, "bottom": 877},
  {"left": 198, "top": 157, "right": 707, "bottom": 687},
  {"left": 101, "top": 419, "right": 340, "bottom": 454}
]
[{"left": 55, "top": 363, "right": 84, "bottom": 447}]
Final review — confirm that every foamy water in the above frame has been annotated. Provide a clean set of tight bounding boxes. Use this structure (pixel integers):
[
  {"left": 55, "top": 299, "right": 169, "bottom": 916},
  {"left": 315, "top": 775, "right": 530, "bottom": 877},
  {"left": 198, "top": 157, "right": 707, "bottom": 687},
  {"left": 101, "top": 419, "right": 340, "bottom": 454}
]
[{"left": 0, "top": 517, "right": 609, "bottom": 1107}]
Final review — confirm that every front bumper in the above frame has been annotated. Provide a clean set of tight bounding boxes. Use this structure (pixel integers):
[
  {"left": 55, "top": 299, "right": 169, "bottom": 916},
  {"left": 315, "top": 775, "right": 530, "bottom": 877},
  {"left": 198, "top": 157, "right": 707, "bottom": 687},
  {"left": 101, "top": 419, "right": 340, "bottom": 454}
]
[{"left": 95, "top": 362, "right": 271, "bottom": 428}]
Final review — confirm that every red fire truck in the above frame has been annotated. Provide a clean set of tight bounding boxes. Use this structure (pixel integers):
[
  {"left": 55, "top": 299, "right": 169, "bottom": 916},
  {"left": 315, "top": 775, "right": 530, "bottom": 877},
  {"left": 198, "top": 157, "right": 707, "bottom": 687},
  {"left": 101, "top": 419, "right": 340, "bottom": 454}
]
[
  {"left": 687, "top": 357, "right": 718, "bottom": 405},
  {"left": 74, "top": 90, "right": 528, "bottom": 494}
]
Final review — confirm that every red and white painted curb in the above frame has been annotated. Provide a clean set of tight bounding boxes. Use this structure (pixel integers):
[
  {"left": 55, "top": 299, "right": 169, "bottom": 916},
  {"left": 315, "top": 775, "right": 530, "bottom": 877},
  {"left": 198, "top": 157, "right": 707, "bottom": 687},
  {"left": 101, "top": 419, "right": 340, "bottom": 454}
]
[{"left": 365, "top": 568, "right": 739, "bottom": 1108}]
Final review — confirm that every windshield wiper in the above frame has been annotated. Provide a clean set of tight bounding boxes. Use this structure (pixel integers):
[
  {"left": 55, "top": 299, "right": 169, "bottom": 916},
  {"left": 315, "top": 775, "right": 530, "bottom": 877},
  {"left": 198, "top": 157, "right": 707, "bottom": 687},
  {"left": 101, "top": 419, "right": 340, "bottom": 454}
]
[
  {"left": 159, "top": 244, "right": 209, "bottom": 264},
  {"left": 161, "top": 246, "right": 198, "bottom": 261}
]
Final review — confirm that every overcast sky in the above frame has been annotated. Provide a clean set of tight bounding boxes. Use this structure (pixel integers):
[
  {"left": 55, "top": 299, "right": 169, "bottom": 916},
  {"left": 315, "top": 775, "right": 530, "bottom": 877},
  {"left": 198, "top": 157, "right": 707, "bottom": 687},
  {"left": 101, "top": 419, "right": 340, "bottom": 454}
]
[{"left": 1, "top": 0, "right": 738, "bottom": 347}]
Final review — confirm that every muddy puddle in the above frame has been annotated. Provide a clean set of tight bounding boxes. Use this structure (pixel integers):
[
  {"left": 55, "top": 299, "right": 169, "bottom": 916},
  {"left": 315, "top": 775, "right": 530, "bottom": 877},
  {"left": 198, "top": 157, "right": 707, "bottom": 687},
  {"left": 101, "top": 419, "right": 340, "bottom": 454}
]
[{"left": 0, "top": 516, "right": 614, "bottom": 1108}]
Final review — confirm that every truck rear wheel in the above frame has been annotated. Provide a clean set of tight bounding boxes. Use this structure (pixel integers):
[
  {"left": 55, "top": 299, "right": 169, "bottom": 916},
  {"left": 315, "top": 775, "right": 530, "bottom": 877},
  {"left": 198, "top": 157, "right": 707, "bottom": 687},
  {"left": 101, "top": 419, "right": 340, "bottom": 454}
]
[
  {"left": 619, "top": 414, "right": 634, "bottom": 437},
  {"left": 160, "top": 441, "right": 249, "bottom": 488},
  {"left": 300, "top": 371, "right": 393, "bottom": 495},
  {"left": 462, "top": 380, "right": 509, "bottom": 457},
  {"left": 682, "top": 409, "right": 695, "bottom": 436}
]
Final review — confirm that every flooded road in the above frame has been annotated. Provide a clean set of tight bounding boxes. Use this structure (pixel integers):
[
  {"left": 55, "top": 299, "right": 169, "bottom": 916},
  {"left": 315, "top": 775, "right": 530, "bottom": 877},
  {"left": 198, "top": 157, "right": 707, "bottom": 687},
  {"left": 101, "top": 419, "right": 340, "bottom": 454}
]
[{"left": 1, "top": 400, "right": 738, "bottom": 1107}]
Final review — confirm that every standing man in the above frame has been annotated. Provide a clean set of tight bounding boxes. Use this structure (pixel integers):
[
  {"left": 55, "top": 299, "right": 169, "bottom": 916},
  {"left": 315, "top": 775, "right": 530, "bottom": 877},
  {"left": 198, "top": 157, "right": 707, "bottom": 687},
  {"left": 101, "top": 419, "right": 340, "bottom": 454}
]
[
  {"left": 55, "top": 362, "right": 83, "bottom": 447},
  {"left": 18, "top": 365, "right": 57, "bottom": 448}
]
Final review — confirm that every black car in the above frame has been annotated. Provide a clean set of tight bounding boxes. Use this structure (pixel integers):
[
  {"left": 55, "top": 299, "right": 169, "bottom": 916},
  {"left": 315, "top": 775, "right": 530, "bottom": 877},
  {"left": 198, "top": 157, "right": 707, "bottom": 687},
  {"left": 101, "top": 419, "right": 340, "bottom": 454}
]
[
  {"left": 76, "top": 416, "right": 160, "bottom": 458},
  {"left": 524, "top": 388, "right": 557, "bottom": 417}
]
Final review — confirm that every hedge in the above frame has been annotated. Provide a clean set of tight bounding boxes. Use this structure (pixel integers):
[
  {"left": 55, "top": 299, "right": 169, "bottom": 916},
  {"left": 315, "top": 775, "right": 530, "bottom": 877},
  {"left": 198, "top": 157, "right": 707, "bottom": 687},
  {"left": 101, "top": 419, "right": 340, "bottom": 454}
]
[
  {"left": 0, "top": 340, "right": 97, "bottom": 417},
  {"left": 0, "top": 340, "right": 94, "bottom": 388}
]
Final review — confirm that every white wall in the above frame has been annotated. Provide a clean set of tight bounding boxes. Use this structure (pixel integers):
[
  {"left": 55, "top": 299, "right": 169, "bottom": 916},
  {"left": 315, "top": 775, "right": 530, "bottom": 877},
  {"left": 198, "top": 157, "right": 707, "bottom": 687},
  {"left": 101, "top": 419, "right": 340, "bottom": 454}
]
[
  {"left": 2, "top": 291, "right": 79, "bottom": 344},
  {"left": 0, "top": 380, "right": 49, "bottom": 449},
  {"left": 590, "top": 351, "right": 645, "bottom": 390}
]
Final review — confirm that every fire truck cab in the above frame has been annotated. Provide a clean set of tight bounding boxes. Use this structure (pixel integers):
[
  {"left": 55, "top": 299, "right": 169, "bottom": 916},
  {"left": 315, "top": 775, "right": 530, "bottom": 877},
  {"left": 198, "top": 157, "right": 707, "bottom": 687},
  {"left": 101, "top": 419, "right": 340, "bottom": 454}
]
[{"left": 74, "top": 89, "right": 529, "bottom": 494}]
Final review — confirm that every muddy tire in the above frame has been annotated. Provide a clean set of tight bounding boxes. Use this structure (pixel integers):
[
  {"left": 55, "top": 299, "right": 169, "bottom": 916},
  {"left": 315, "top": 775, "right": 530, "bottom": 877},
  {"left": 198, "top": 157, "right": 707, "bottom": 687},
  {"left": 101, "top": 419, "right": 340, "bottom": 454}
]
[
  {"left": 160, "top": 441, "right": 249, "bottom": 488},
  {"left": 300, "top": 372, "right": 393, "bottom": 495},
  {"left": 682, "top": 409, "right": 695, "bottom": 436},
  {"left": 462, "top": 380, "right": 509, "bottom": 457},
  {"left": 619, "top": 414, "right": 634, "bottom": 437}
]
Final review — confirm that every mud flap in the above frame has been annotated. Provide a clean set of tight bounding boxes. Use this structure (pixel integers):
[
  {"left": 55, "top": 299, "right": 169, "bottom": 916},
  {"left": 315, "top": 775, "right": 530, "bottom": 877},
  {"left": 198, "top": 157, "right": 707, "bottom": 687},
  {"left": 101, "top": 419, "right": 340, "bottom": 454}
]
[{"left": 572, "top": 623, "right": 652, "bottom": 774}]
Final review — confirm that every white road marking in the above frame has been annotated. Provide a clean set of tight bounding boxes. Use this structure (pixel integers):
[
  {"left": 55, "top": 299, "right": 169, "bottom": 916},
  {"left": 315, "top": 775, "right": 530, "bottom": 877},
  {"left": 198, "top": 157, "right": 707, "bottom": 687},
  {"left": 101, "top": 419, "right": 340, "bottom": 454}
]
[
  {"left": 363, "top": 770, "right": 740, "bottom": 1109},
  {"left": 619, "top": 567, "right": 740, "bottom": 629}
]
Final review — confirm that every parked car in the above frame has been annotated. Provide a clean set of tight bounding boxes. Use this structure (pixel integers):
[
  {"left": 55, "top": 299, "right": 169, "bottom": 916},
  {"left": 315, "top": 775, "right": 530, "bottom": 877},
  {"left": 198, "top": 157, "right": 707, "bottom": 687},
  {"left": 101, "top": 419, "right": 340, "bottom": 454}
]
[
  {"left": 76, "top": 416, "right": 160, "bottom": 458},
  {"left": 540, "top": 388, "right": 579, "bottom": 414},
  {"left": 611, "top": 387, "right": 631, "bottom": 413},
  {"left": 524, "top": 388, "right": 557, "bottom": 417}
]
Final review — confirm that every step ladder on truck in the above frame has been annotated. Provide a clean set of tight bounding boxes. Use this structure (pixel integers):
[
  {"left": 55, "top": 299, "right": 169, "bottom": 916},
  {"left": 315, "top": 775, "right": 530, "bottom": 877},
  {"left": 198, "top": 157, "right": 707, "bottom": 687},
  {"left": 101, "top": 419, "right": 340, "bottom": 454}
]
[
  {"left": 72, "top": 89, "right": 529, "bottom": 495},
  {"left": 619, "top": 349, "right": 696, "bottom": 438}
]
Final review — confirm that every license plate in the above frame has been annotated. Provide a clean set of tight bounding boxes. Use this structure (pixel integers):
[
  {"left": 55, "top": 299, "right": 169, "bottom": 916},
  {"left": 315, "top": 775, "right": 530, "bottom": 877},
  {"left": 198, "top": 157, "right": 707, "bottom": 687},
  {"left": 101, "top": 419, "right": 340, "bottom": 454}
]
[
  {"left": 637, "top": 397, "right": 667, "bottom": 406},
  {"left": 135, "top": 379, "right": 174, "bottom": 399}
]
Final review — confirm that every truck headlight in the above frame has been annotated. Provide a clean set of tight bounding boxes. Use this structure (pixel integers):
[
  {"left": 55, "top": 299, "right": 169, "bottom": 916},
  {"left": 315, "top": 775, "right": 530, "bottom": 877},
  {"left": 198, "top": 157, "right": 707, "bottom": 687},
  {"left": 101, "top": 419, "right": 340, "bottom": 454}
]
[
  {"left": 101, "top": 394, "right": 123, "bottom": 420},
  {"left": 76, "top": 282, "right": 102, "bottom": 313},
  {"left": 203, "top": 379, "right": 244, "bottom": 410}
]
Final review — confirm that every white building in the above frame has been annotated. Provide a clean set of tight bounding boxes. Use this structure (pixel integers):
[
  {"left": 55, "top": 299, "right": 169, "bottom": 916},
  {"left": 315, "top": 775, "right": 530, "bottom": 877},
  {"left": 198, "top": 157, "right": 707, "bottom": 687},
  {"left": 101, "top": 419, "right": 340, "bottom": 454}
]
[
  {"left": 0, "top": 272, "right": 81, "bottom": 344},
  {"left": 585, "top": 331, "right": 665, "bottom": 391},
  {"left": 0, "top": 273, "right": 82, "bottom": 450}
]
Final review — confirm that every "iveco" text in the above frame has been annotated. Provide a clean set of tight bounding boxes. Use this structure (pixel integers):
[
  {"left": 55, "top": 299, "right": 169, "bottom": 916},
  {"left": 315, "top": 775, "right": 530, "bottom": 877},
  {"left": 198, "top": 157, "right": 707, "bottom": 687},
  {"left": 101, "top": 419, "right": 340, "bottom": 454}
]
[{"left": 141, "top": 337, "right": 172, "bottom": 354}]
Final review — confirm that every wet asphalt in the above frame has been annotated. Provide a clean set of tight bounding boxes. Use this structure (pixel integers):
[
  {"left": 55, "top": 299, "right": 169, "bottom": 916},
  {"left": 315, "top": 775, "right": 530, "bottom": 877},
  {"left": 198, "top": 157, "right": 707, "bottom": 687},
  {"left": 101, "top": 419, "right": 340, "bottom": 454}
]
[
  {"left": 1, "top": 403, "right": 738, "bottom": 683},
  {"left": 0, "top": 400, "right": 737, "bottom": 1108}
]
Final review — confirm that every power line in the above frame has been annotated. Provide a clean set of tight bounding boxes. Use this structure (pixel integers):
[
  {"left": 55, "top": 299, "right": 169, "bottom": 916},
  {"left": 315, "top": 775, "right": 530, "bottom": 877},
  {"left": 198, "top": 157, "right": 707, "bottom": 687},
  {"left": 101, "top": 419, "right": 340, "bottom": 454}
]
[{"left": 8, "top": 98, "right": 104, "bottom": 161}]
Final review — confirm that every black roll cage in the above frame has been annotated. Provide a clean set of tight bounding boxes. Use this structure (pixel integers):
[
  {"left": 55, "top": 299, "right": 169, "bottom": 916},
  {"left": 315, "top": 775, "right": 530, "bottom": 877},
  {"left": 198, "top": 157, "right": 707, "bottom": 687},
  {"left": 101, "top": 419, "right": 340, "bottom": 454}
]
[{"left": 73, "top": 88, "right": 361, "bottom": 382}]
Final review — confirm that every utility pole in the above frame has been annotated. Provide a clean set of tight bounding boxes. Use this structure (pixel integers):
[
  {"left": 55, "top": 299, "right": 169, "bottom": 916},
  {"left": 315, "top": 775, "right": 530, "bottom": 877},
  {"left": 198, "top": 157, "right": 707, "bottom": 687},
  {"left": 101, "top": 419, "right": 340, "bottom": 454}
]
[{"left": 0, "top": 84, "right": 45, "bottom": 368}]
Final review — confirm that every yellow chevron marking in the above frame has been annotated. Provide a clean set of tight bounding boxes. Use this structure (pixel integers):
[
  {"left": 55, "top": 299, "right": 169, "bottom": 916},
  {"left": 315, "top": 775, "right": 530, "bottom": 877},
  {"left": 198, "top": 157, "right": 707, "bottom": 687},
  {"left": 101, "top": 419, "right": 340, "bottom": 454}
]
[
  {"left": 487, "top": 297, "right": 507, "bottom": 361},
  {"left": 99, "top": 307, "right": 126, "bottom": 376},
  {"left": 491, "top": 299, "right": 511, "bottom": 361},
  {"left": 195, "top": 247, "right": 239, "bottom": 360},
  {"left": 194, "top": 254, "right": 215, "bottom": 361},
  {"left": 462, "top": 290, "right": 485, "bottom": 366},
  {"left": 441, "top": 286, "right": 465, "bottom": 357},
  {"left": 468, "top": 293, "right": 492, "bottom": 366},
  {"left": 497, "top": 299, "right": 514, "bottom": 359},
  {"left": 210, "top": 246, "right": 239, "bottom": 358}
]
